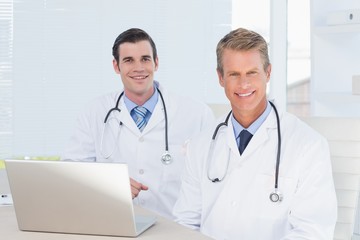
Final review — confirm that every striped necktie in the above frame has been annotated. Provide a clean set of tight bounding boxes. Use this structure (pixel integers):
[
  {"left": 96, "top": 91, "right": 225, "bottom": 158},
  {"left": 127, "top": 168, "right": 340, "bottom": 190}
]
[{"left": 134, "top": 106, "right": 148, "bottom": 132}]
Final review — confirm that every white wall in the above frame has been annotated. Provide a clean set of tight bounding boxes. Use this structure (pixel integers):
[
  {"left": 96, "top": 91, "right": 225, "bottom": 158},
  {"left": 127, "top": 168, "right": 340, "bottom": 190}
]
[
  {"left": 11, "top": 0, "right": 232, "bottom": 157},
  {"left": 310, "top": 0, "right": 360, "bottom": 117}
]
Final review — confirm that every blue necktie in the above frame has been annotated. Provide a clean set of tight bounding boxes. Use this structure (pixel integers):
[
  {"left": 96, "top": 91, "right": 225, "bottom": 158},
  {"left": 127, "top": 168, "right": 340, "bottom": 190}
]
[
  {"left": 133, "top": 106, "right": 148, "bottom": 132},
  {"left": 239, "top": 130, "right": 253, "bottom": 155}
]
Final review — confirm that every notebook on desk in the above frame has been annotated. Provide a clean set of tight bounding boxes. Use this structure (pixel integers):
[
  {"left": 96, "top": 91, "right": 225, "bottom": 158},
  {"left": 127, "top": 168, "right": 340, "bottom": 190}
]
[{"left": 4, "top": 159, "right": 156, "bottom": 237}]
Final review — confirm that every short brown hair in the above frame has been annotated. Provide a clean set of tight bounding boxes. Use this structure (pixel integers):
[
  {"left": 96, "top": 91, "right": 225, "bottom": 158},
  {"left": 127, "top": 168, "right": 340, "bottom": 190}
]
[
  {"left": 112, "top": 28, "right": 157, "bottom": 62},
  {"left": 216, "top": 28, "right": 270, "bottom": 76}
]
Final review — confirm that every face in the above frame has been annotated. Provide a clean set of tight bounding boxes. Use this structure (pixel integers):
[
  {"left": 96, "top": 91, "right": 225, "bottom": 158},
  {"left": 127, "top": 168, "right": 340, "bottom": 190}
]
[
  {"left": 218, "top": 49, "right": 271, "bottom": 125},
  {"left": 113, "top": 40, "right": 158, "bottom": 104}
]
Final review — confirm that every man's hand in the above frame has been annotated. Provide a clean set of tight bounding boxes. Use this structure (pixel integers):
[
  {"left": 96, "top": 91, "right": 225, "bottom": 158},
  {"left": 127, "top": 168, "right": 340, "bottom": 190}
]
[{"left": 130, "top": 178, "right": 149, "bottom": 199}]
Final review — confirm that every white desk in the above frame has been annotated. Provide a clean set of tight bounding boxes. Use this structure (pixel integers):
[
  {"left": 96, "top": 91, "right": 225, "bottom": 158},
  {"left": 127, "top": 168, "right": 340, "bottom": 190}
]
[
  {"left": 0, "top": 169, "right": 212, "bottom": 240},
  {"left": 0, "top": 206, "right": 212, "bottom": 240}
]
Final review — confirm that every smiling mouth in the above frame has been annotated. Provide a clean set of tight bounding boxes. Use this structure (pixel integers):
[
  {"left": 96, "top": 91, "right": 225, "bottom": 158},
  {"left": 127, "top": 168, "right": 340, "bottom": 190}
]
[
  {"left": 130, "top": 75, "right": 148, "bottom": 80},
  {"left": 237, "top": 91, "right": 254, "bottom": 97}
]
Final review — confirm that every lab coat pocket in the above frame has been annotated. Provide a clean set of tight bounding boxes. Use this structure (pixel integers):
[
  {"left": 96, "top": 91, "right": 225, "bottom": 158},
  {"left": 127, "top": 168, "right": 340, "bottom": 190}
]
[{"left": 250, "top": 174, "right": 296, "bottom": 220}]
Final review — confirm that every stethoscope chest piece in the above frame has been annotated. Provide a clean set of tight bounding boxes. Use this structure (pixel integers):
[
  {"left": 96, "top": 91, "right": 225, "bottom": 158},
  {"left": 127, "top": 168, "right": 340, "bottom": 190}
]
[
  {"left": 269, "top": 189, "right": 283, "bottom": 203},
  {"left": 161, "top": 151, "right": 172, "bottom": 165}
]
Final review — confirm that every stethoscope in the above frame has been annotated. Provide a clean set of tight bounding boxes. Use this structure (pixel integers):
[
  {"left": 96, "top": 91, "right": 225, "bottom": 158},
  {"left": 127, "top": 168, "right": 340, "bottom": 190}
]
[
  {"left": 100, "top": 87, "right": 172, "bottom": 165},
  {"left": 207, "top": 101, "right": 283, "bottom": 203}
]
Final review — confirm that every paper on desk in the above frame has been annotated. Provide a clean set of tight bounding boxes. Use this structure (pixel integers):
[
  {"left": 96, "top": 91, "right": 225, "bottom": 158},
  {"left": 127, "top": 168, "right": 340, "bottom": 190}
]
[{"left": 0, "top": 194, "right": 13, "bottom": 206}]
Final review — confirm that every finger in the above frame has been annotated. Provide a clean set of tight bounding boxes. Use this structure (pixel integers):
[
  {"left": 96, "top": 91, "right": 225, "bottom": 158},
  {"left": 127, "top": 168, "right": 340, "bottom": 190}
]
[
  {"left": 140, "top": 184, "right": 149, "bottom": 191},
  {"left": 130, "top": 178, "right": 141, "bottom": 189},
  {"left": 131, "top": 185, "right": 140, "bottom": 199},
  {"left": 130, "top": 178, "right": 148, "bottom": 198}
]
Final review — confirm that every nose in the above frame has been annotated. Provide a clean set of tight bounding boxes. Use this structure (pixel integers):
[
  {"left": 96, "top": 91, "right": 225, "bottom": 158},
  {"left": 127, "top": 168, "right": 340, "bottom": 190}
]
[
  {"left": 133, "top": 61, "right": 145, "bottom": 71},
  {"left": 238, "top": 76, "right": 250, "bottom": 88}
]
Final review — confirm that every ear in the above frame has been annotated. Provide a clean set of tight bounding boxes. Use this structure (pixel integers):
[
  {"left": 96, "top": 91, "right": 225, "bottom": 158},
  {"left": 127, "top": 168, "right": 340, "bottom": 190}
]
[
  {"left": 217, "top": 69, "right": 225, "bottom": 87},
  {"left": 265, "top": 64, "right": 272, "bottom": 82},
  {"left": 154, "top": 57, "right": 159, "bottom": 71},
  {"left": 113, "top": 59, "right": 120, "bottom": 74}
]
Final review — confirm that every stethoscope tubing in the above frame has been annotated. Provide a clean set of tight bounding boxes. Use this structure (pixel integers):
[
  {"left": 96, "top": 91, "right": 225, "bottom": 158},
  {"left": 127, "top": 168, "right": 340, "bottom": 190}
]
[
  {"left": 208, "top": 111, "right": 232, "bottom": 183},
  {"left": 207, "top": 101, "right": 282, "bottom": 202},
  {"left": 269, "top": 101, "right": 281, "bottom": 190},
  {"left": 103, "top": 92, "right": 124, "bottom": 123},
  {"left": 157, "top": 88, "right": 169, "bottom": 152},
  {"left": 100, "top": 88, "right": 171, "bottom": 163}
]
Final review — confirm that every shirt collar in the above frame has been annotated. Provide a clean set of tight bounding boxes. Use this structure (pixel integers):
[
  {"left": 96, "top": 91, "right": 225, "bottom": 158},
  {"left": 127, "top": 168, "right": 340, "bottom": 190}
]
[
  {"left": 231, "top": 101, "right": 272, "bottom": 139},
  {"left": 123, "top": 85, "right": 159, "bottom": 113}
]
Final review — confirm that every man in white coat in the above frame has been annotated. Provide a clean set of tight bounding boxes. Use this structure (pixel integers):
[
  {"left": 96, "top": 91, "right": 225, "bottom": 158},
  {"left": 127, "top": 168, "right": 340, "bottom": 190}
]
[
  {"left": 173, "top": 28, "right": 337, "bottom": 239},
  {"left": 62, "top": 28, "right": 214, "bottom": 219}
]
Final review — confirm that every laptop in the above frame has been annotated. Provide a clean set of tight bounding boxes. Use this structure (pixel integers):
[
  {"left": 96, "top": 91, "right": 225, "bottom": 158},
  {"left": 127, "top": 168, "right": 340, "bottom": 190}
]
[{"left": 4, "top": 159, "right": 156, "bottom": 237}]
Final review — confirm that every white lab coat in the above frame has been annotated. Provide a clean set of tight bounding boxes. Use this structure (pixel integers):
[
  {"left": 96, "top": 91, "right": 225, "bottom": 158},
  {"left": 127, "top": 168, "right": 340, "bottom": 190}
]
[
  {"left": 173, "top": 107, "right": 337, "bottom": 239},
  {"left": 62, "top": 84, "right": 215, "bottom": 219}
]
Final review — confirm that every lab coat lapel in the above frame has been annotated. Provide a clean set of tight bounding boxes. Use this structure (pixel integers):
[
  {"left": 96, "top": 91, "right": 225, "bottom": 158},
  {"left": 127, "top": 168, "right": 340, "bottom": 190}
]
[
  {"left": 117, "top": 99, "right": 141, "bottom": 135},
  {"left": 141, "top": 86, "right": 170, "bottom": 135},
  {"left": 226, "top": 119, "right": 241, "bottom": 160},
  {"left": 142, "top": 100, "right": 164, "bottom": 134},
  {"left": 242, "top": 110, "right": 278, "bottom": 157}
]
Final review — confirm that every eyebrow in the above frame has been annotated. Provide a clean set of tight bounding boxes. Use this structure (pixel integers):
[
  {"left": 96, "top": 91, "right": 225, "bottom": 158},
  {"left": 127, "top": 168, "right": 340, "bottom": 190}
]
[
  {"left": 141, "top": 55, "right": 152, "bottom": 59},
  {"left": 121, "top": 56, "right": 133, "bottom": 62},
  {"left": 121, "top": 55, "right": 152, "bottom": 61}
]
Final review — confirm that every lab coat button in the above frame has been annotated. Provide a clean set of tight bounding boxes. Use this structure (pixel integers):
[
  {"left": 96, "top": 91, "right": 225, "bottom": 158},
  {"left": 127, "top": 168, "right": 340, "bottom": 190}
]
[
  {"left": 139, "top": 137, "right": 144, "bottom": 142},
  {"left": 139, "top": 169, "right": 144, "bottom": 175}
]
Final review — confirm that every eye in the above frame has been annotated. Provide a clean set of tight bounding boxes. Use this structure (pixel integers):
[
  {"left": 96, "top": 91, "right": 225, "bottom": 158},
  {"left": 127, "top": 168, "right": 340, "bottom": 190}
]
[
  {"left": 247, "top": 71, "right": 258, "bottom": 76},
  {"left": 142, "top": 57, "right": 151, "bottom": 62},
  {"left": 123, "top": 58, "right": 133, "bottom": 63}
]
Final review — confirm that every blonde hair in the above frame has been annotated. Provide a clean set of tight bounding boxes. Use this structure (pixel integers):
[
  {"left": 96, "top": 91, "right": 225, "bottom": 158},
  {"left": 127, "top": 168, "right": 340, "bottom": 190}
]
[{"left": 216, "top": 28, "right": 270, "bottom": 76}]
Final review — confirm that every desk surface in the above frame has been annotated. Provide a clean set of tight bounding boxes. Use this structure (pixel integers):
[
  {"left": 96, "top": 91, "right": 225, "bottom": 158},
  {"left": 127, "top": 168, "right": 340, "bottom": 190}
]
[
  {"left": 0, "top": 206, "right": 211, "bottom": 240},
  {"left": 0, "top": 170, "right": 211, "bottom": 240}
]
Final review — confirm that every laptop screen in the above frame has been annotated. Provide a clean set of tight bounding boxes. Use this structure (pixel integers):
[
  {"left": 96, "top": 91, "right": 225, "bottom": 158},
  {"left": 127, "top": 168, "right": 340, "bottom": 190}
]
[{"left": 5, "top": 160, "right": 156, "bottom": 237}]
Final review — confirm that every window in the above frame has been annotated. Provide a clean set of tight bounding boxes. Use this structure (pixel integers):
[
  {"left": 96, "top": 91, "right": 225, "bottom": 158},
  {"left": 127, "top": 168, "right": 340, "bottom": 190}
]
[
  {"left": 8, "top": 0, "right": 232, "bottom": 157},
  {"left": 233, "top": 0, "right": 311, "bottom": 117},
  {"left": 287, "top": 0, "right": 311, "bottom": 117},
  {"left": 3, "top": 0, "right": 311, "bottom": 157},
  {"left": 0, "top": 0, "right": 13, "bottom": 159}
]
